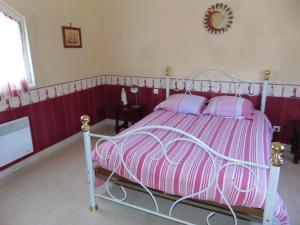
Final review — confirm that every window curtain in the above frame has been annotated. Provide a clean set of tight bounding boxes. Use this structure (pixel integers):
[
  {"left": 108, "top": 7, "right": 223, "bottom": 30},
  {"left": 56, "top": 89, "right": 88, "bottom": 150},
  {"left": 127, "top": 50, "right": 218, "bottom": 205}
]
[{"left": 0, "top": 11, "right": 29, "bottom": 100}]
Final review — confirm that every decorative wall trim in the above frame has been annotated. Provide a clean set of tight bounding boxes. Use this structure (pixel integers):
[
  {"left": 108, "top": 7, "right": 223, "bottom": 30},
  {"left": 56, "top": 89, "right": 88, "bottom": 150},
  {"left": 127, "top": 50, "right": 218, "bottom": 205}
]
[
  {"left": 0, "top": 75, "right": 102, "bottom": 112},
  {"left": 1, "top": 74, "right": 299, "bottom": 112},
  {"left": 0, "top": 119, "right": 109, "bottom": 180},
  {"left": 101, "top": 75, "right": 300, "bottom": 98}
]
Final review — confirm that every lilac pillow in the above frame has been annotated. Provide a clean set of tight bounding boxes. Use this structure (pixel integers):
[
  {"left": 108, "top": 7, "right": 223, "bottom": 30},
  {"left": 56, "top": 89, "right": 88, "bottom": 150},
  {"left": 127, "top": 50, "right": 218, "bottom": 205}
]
[
  {"left": 202, "top": 96, "right": 254, "bottom": 119},
  {"left": 154, "top": 94, "right": 207, "bottom": 115}
]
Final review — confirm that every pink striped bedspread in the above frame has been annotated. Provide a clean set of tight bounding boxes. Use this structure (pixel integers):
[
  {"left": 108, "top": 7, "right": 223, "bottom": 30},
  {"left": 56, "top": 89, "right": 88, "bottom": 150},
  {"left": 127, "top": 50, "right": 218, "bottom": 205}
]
[{"left": 92, "top": 110, "right": 289, "bottom": 224}]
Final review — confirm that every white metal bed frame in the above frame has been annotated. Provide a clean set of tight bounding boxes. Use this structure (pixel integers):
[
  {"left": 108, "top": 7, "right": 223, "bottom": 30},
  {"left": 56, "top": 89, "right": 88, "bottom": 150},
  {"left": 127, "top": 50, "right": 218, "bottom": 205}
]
[{"left": 81, "top": 69, "right": 284, "bottom": 225}]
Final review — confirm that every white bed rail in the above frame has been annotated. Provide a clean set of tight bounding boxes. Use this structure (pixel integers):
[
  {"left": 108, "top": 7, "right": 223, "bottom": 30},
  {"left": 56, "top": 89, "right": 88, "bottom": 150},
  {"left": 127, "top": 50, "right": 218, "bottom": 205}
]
[
  {"left": 165, "top": 69, "right": 270, "bottom": 113},
  {"left": 81, "top": 115, "right": 284, "bottom": 225}
]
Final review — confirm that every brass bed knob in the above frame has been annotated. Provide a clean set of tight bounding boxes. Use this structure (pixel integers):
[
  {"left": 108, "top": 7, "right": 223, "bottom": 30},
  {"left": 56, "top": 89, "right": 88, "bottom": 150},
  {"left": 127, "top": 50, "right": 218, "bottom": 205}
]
[
  {"left": 264, "top": 70, "right": 271, "bottom": 81},
  {"left": 81, "top": 115, "right": 90, "bottom": 132},
  {"left": 271, "top": 142, "right": 284, "bottom": 167}
]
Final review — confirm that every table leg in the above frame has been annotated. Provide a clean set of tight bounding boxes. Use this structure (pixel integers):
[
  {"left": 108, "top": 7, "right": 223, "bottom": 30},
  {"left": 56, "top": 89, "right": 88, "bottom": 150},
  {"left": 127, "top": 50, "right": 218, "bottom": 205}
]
[
  {"left": 124, "top": 112, "right": 128, "bottom": 128},
  {"left": 293, "top": 141, "right": 299, "bottom": 164},
  {"left": 139, "top": 108, "right": 144, "bottom": 120},
  {"left": 115, "top": 112, "right": 120, "bottom": 134}
]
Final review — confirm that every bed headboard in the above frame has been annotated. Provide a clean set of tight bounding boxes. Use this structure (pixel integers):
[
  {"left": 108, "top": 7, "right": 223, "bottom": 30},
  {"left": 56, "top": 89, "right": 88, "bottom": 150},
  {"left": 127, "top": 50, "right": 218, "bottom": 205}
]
[{"left": 165, "top": 69, "right": 270, "bottom": 112}]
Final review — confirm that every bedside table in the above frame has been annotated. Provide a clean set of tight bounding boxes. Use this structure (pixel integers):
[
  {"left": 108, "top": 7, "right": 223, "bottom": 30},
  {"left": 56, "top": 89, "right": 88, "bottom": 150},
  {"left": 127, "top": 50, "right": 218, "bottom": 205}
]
[
  {"left": 291, "top": 119, "right": 300, "bottom": 164},
  {"left": 114, "top": 104, "right": 144, "bottom": 134}
]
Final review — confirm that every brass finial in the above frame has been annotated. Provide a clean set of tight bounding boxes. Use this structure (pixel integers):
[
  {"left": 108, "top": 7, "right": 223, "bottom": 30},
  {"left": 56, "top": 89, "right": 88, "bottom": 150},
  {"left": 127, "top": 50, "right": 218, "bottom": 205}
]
[
  {"left": 89, "top": 205, "right": 98, "bottom": 212},
  {"left": 264, "top": 70, "right": 271, "bottom": 81},
  {"left": 165, "top": 66, "right": 172, "bottom": 77},
  {"left": 81, "top": 115, "right": 90, "bottom": 132},
  {"left": 271, "top": 142, "right": 284, "bottom": 167}
]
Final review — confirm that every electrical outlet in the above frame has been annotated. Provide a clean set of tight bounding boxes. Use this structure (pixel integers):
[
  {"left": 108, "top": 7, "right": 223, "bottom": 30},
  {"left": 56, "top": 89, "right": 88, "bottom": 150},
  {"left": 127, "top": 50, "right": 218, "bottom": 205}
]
[
  {"left": 273, "top": 126, "right": 281, "bottom": 133},
  {"left": 153, "top": 89, "right": 159, "bottom": 94}
]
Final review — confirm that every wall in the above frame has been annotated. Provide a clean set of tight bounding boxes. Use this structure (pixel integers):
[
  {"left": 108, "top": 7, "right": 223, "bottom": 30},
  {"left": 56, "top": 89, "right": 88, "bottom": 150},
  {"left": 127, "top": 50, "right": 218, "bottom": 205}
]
[
  {"left": 3, "top": 0, "right": 104, "bottom": 88},
  {"left": 0, "top": 0, "right": 107, "bottom": 172},
  {"left": 0, "top": 77, "right": 105, "bottom": 171},
  {"left": 100, "top": 0, "right": 300, "bottom": 84}
]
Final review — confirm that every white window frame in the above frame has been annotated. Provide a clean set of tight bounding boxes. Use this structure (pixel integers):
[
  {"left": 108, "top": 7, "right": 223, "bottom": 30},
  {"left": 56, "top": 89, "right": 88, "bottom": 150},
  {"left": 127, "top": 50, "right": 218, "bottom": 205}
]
[{"left": 0, "top": 1, "right": 35, "bottom": 87}]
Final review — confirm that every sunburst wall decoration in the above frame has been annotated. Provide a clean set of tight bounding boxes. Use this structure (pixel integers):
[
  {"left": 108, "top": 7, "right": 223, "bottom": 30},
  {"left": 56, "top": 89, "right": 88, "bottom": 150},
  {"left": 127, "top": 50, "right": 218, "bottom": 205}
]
[{"left": 203, "top": 3, "right": 233, "bottom": 35}]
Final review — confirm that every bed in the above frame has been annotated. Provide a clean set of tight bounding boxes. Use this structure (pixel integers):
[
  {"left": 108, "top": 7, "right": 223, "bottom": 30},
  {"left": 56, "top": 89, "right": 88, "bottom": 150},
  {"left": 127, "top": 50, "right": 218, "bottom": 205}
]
[{"left": 81, "top": 69, "right": 289, "bottom": 225}]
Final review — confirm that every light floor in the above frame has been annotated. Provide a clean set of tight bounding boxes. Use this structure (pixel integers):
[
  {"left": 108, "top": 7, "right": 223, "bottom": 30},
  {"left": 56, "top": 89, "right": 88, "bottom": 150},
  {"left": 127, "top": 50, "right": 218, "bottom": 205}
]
[{"left": 0, "top": 124, "right": 299, "bottom": 225}]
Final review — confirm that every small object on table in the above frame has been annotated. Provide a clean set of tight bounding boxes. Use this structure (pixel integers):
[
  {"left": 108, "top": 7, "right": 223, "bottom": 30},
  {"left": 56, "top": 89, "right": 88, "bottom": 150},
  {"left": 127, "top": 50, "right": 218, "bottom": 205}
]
[
  {"left": 291, "top": 119, "right": 300, "bottom": 164},
  {"left": 121, "top": 88, "right": 128, "bottom": 105},
  {"left": 115, "top": 104, "right": 144, "bottom": 134}
]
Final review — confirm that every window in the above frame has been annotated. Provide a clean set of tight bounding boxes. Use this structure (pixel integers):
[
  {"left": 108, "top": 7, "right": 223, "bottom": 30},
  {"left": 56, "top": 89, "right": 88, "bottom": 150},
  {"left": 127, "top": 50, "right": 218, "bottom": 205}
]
[{"left": 0, "top": 1, "right": 34, "bottom": 99}]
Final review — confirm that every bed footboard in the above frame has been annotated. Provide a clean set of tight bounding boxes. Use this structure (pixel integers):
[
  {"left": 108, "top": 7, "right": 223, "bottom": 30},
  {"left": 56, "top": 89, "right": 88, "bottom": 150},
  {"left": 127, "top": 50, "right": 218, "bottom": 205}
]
[
  {"left": 95, "top": 166, "right": 264, "bottom": 221},
  {"left": 81, "top": 115, "right": 284, "bottom": 225}
]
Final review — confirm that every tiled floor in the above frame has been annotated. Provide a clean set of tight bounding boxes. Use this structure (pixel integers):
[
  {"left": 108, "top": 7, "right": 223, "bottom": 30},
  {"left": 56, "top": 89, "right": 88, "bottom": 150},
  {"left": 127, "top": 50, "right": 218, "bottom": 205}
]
[{"left": 0, "top": 123, "right": 298, "bottom": 225}]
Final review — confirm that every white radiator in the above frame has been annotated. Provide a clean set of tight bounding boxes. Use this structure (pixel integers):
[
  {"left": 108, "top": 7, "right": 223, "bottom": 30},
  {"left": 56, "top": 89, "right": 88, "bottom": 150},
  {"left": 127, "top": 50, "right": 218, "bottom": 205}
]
[{"left": 0, "top": 117, "right": 33, "bottom": 167}]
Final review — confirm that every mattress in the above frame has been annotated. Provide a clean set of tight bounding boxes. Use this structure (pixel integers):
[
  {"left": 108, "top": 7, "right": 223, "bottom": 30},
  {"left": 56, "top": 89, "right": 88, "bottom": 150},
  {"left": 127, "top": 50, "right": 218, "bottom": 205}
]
[{"left": 92, "top": 110, "right": 289, "bottom": 224}]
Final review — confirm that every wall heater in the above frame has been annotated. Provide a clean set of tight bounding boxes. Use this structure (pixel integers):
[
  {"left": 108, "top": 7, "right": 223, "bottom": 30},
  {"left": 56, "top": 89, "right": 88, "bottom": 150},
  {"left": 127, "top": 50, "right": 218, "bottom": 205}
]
[{"left": 0, "top": 117, "right": 33, "bottom": 167}]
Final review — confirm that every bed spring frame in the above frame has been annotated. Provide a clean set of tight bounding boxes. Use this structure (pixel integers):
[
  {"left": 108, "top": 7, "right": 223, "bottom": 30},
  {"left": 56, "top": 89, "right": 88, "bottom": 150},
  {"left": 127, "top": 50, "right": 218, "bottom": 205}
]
[{"left": 81, "top": 69, "right": 284, "bottom": 225}]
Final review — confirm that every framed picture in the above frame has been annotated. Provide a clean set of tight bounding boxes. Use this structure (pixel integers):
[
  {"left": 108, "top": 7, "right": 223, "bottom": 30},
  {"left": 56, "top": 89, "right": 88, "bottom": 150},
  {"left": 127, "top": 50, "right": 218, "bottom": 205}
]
[{"left": 61, "top": 26, "right": 82, "bottom": 48}]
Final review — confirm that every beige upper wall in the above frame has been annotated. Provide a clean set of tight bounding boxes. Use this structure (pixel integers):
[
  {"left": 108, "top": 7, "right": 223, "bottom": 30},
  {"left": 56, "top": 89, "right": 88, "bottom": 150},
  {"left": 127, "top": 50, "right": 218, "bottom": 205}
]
[
  {"left": 100, "top": 0, "right": 300, "bottom": 84},
  {"left": 3, "top": 0, "right": 104, "bottom": 88},
  {"left": 2, "top": 0, "right": 299, "bottom": 86}
]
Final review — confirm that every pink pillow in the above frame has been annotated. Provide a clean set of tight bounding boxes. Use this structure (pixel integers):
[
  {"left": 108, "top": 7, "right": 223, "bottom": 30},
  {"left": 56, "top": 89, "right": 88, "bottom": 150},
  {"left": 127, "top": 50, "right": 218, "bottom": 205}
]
[
  {"left": 202, "top": 96, "right": 254, "bottom": 119},
  {"left": 154, "top": 94, "right": 207, "bottom": 115}
]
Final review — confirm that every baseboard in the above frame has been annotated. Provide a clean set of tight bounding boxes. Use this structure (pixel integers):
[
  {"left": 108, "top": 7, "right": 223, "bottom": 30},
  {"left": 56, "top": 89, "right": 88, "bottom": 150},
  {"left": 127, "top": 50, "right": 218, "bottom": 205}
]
[{"left": 0, "top": 119, "right": 110, "bottom": 180}]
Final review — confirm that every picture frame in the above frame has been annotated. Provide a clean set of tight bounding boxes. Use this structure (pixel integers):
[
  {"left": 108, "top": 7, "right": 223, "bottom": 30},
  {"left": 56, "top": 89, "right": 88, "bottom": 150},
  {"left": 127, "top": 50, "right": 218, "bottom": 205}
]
[{"left": 61, "top": 26, "right": 82, "bottom": 48}]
